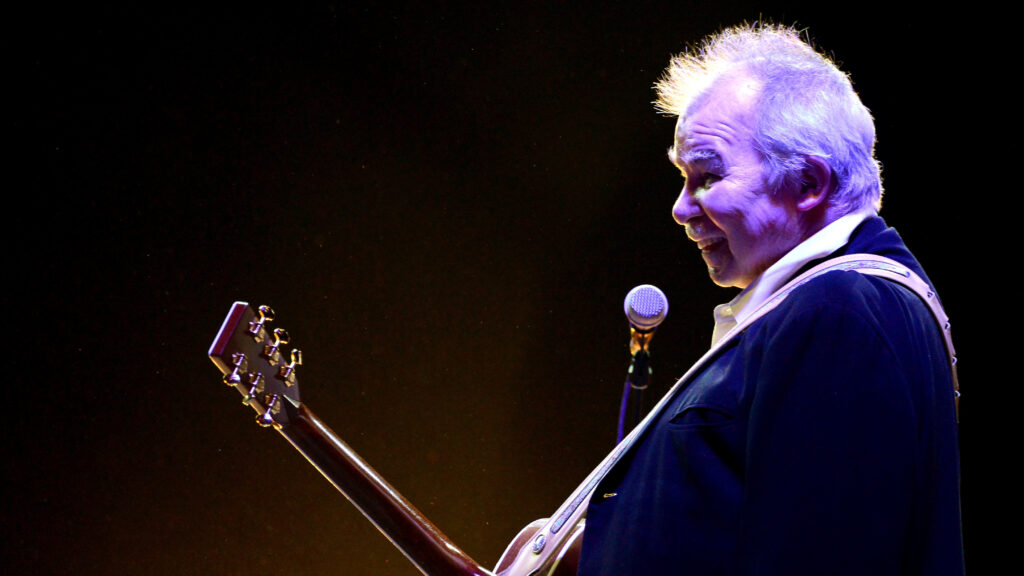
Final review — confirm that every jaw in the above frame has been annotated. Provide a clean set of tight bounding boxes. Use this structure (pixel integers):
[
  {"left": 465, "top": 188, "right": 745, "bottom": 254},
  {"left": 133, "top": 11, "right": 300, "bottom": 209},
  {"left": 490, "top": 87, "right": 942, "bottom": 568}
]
[
  {"left": 708, "top": 267, "right": 750, "bottom": 289},
  {"left": 704, "top": 249, "right": 763, "bottom": 289},
  {"left": 700, "top": 240, "right": 747, "bottom": 289},
  {"left": 703, "top": 252, "right": 742, "bottom": 289}
]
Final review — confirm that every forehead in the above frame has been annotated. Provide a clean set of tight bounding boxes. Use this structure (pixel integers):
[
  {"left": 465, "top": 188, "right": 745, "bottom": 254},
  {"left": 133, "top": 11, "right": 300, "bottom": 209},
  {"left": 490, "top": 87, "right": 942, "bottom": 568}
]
[{"left": 671, "top": 73, "right": 762, "bottom": 160}]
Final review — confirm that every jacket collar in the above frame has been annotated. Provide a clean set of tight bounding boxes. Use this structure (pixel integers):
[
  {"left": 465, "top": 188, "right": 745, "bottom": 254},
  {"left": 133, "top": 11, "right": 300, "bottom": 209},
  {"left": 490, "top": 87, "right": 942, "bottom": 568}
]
[{"left": 797, "top": 214, "right": 935, "bottom": 291}]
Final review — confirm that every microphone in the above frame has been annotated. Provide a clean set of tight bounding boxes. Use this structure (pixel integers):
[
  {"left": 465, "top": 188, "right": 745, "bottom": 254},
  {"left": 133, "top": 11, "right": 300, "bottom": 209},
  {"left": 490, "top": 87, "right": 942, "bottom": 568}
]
[
  {"left": 624, "top": 284, "right": 669, "bottom": 352},
  {"left": 618, "top": 285, "right": 668, "bottom": 441}
]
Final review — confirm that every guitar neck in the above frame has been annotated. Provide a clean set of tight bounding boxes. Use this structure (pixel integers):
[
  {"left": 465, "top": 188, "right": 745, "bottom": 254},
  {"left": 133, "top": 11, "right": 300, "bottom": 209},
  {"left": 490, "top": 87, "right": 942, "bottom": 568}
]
[
  {"left": 280, "top": 403, "right": 494, "bottom": 576},
  {"left": 209, "top": 302, "right": 493, "bottom": 576}
]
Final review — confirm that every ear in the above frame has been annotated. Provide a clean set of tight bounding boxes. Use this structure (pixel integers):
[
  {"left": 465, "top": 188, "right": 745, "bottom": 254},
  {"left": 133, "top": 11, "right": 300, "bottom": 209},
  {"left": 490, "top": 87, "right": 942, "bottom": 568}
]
[{"left": 795, "top": 155, "right": 834, "bottom": 212}]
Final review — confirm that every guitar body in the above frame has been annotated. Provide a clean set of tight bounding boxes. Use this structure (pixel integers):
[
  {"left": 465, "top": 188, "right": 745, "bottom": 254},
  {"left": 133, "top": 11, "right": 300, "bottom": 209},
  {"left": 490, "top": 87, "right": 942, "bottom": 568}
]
[{"left": 209, "top": 302, "right": 586, "bottom": 576}]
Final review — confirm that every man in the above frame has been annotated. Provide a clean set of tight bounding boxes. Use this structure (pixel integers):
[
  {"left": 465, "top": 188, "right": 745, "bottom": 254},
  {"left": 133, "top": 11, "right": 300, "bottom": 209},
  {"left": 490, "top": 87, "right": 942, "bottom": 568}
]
[{"left": 575, "top": 24, "right": 964, "bottom": 575}]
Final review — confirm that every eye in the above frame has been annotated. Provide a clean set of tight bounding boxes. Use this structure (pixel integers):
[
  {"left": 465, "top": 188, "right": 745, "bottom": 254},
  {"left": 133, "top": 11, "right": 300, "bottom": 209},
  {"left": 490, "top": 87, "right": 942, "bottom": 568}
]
[{"left": 701, "top": 173, "right": 722, "bottom": 188}]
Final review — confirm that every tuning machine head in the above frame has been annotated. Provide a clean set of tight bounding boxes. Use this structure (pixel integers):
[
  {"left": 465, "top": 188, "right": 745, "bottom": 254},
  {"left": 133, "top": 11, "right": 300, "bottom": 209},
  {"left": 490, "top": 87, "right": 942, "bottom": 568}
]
[
  {"left": 262, "top": 327, "right": 290, "bottom": 365},
  {"left": 222, "top": 352, "right": 248, "bottom": 386},
  {"left": 248, "top": 305, "right": 275, "bottom": 342},
  {"left": 209, "top": 302, "right": 304, "bottom": 430},
  {"left": 278, "top": 348, "right": 302, "bottom": 387}
]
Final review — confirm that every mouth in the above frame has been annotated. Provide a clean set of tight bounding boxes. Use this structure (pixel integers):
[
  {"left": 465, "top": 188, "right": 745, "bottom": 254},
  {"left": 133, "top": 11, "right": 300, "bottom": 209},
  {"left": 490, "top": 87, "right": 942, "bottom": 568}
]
[
  {"left": 695, "top": 237, "right": 730, "bottom": 275},
  {"left": 696, "top": 237, "right": 726, "bottom": 252}
]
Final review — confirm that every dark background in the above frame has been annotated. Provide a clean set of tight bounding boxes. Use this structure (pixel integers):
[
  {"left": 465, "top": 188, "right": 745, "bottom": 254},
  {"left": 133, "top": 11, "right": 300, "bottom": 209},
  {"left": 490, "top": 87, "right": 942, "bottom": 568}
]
[{"left": 12, "top": 2, "right": 994, "bottom": 575}]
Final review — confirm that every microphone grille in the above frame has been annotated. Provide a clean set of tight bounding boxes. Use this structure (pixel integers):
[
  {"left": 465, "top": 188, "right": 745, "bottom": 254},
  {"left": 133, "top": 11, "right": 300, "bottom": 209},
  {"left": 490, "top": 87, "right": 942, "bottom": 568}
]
[{"left": 624, "top": 284, "right": 668, "bottom": 330}]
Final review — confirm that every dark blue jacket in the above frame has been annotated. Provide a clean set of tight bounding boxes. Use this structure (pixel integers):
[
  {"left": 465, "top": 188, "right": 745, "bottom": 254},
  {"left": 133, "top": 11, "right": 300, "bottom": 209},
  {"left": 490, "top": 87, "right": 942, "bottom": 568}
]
[{"left": 577, "top": 216, "right": 964, "bottom": 575}]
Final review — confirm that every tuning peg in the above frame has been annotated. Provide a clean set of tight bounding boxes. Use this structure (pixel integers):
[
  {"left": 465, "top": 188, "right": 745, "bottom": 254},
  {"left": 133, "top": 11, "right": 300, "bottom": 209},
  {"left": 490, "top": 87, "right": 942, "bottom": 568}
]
[
  {"left": 248, "top": 305, "right": 276, "bottom": 343},
  {"left": 241, "top": 372, "right": 265, "bottom": 406},
  {"left": 222, "top": 352, "right": 248, "bottom": 386},
  {"left": 262, "top": 327, "right": 290, "bottom": 366},
  {"left": 278, "top": 348, "right": 302, "bottom": 386},
  {"left": 256, "top": 394, "right": 282, "bottom": 429}
]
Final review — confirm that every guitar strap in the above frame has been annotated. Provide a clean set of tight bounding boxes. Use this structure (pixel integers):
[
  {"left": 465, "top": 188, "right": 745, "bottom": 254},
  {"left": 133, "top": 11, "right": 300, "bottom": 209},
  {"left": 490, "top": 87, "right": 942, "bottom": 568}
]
[{"left": 498, "top": 253, "right": 959, "bottom": 576}]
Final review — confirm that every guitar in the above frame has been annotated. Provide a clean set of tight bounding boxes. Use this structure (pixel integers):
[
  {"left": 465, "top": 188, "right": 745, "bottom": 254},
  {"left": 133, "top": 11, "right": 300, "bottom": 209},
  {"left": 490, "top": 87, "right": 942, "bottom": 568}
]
[
  {"left": 208, "top": 302, "right": 584, "bottom": 576},
  {"left": 209, "top": 259, "right": 962, "bottom": 575}
]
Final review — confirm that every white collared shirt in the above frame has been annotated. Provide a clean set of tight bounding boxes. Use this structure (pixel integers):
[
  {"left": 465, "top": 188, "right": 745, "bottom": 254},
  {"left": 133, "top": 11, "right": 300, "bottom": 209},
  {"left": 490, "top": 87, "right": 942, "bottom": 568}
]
[{"left": 710, "top": 209, "right": 876, "bottom": 346}]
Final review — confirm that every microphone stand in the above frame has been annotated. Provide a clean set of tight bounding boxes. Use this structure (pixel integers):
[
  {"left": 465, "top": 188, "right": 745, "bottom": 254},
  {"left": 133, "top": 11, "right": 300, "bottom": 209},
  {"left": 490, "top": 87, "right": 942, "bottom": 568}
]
[{"left": 617, "top": 326, "right": 654, "bottom": 443}]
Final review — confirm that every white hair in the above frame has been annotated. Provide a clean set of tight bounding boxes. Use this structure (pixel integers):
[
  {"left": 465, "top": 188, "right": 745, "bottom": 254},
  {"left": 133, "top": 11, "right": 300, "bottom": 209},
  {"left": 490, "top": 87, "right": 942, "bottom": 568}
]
[{"left": 655, "top": 23, "right": 883, "bottom": 213}]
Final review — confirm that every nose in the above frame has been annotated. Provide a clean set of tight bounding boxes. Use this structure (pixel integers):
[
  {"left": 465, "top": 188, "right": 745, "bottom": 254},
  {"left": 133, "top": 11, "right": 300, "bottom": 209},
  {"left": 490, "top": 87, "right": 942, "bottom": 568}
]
[{"left": 672, "top": 185, "right": 702, "bottom": 226}]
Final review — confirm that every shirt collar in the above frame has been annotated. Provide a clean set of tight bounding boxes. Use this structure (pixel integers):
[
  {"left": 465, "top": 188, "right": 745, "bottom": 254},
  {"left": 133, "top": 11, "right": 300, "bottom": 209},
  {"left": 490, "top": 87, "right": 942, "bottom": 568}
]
[{"left": 710, "top": 208, "right": 875, "bottom": 346}]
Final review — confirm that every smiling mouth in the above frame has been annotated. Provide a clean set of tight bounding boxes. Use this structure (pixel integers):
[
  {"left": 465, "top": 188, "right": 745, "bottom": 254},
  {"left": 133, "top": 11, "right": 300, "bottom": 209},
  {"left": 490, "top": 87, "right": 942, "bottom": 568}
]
[{"left": 696, "top": 237, "right": 726, "bottom": 251}]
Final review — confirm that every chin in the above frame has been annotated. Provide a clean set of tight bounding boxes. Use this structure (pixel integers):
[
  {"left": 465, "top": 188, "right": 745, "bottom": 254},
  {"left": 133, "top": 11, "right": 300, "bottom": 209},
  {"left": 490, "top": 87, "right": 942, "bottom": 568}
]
[
  {"left": 708, "top": 268, "right": 735, "bottom": 288},
  {"left": 708, "top": 266, "right": 752, "bottom": 290}
]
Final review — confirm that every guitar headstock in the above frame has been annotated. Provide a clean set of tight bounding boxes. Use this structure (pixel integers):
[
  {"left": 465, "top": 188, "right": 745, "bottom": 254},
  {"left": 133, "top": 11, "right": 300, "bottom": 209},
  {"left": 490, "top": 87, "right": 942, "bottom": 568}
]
[{"left": 208, "top": 302, "right": 303, "bottom": 429}]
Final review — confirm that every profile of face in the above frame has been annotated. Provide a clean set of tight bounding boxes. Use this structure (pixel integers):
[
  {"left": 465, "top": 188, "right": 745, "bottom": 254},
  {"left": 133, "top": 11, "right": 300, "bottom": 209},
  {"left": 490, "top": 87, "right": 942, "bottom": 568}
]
[{"left": 670, "top": 74, "right": 805, "bottom": 289}]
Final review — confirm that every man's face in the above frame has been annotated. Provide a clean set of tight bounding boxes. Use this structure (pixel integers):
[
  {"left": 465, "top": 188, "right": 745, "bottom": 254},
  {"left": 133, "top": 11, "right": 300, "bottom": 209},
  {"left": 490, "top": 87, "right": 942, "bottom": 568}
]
[{"left": 670, "top": 75, "right": 802, "bottom": 289}]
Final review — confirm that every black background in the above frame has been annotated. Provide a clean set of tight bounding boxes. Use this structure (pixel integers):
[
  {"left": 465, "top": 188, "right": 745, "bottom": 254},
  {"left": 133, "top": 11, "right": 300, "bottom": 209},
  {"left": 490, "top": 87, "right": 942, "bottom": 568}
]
[{"left": 12, "top": 2, "right": 994, "bottom": 575}]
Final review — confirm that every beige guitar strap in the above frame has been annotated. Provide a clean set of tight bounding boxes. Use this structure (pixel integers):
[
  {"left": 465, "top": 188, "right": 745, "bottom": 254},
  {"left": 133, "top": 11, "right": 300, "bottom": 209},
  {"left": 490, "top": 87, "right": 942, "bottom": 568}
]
[{"left": 496, "top": 253, "right": 959, "bottom": 576}]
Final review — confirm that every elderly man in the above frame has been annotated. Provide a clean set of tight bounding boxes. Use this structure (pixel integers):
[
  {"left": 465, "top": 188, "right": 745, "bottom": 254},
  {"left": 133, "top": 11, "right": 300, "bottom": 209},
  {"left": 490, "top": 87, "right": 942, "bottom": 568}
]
[{"left": 576, "top": 24, "right": 964, "bottom": 575}]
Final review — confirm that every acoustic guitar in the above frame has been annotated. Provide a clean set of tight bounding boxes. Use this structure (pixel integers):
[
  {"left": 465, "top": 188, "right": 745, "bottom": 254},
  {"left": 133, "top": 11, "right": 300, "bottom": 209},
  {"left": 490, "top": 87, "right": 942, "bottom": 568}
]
[
  {"left": 208, "top": 302, "right": 586, "bottom": 576},
  {"left": 209, "top": 259, "right": 960, "bottom": 575}
]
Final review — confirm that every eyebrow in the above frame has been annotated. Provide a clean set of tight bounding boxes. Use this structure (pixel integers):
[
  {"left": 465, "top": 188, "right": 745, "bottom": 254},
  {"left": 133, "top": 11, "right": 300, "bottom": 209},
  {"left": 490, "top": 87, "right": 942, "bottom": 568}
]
[{"left": 667, "top": 146, "right": 725, "bottom": 172}]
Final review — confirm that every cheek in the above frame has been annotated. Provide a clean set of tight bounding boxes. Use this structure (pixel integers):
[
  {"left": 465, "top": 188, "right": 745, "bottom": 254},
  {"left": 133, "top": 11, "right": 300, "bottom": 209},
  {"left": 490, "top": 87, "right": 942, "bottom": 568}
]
[
  {"left": 739, "top": 204, "right": 782, "bottom": 234},
  {"left": 705, "top": 191, "right": 791, "bottom": 260},
  {"left": 701, "top": 187, "right": 757, "bottom": 235}
]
